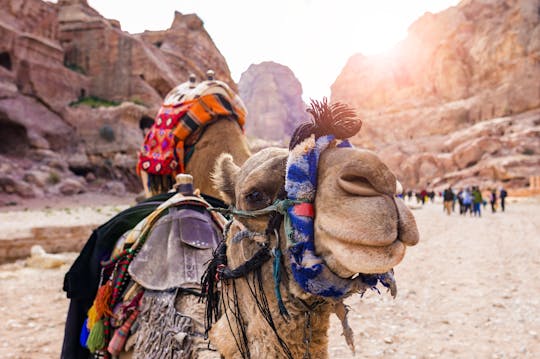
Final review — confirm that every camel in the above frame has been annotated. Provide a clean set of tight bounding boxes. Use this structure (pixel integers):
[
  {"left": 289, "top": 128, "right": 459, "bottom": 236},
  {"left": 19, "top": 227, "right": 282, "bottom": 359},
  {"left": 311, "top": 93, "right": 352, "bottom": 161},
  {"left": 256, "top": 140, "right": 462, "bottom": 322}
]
[
  {"left": 205, "top": 100, "right": 419, "bottom": 358},
  {"left": 62, "top": 72, "right": 251, "bottom": 359}
]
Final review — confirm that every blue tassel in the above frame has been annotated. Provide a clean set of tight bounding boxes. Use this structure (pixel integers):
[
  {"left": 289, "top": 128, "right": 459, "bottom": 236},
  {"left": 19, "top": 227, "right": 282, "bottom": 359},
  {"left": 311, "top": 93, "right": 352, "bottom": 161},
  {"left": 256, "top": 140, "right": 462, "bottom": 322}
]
[{"left": 79, "top": 318, "right": 90, "bottom": 348}]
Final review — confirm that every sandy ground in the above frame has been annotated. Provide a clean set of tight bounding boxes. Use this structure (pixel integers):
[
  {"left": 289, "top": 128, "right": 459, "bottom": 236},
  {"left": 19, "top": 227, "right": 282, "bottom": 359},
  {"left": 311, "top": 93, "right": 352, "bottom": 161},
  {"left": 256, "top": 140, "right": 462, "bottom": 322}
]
[
  {"left": 0, "top": 196, "right": 539, "bottom": 358},
  {"left": 0, "top": 192, "right": 134, "bottom": 239}
]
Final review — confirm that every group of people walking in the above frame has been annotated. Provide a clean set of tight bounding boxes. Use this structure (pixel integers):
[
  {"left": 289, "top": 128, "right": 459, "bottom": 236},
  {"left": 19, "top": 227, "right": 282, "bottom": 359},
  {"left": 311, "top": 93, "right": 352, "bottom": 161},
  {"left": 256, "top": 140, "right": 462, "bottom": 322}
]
[{"left": 442, "top": 186, "right": 507, "bottom": 216}]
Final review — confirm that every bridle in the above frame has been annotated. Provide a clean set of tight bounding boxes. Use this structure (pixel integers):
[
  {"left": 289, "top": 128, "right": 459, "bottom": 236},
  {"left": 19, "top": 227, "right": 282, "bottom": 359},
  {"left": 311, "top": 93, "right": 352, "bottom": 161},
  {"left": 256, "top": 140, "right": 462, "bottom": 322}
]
[
  {"left": 203, "top": 135, "right": 403, "bottom": 359},
  {"left": 205, "top": 191, "right": 401, "bottom": 359}
]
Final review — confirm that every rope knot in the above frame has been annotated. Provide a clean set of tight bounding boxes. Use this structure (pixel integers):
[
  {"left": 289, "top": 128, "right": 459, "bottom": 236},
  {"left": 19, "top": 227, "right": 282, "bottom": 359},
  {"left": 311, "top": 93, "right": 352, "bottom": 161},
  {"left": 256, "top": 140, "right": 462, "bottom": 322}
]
[{"left": 273, "top": 198, "right": 311, "bottom": 214}]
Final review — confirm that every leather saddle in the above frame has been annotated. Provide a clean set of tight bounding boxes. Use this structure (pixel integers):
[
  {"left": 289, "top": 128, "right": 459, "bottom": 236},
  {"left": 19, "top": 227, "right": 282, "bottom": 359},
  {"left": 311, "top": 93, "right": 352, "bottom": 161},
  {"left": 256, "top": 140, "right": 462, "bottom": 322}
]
[{"left": 129, "top": 206, "right": 222, "bottom": 290}]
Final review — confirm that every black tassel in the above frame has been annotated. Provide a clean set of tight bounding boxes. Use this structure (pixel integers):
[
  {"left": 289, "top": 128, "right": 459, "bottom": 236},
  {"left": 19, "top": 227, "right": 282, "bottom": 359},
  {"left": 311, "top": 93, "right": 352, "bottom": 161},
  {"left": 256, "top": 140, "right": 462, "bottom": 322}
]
[
  {"left": 290, "top": 98, "right": 362, "bottom": 149},
  {"left": 201, "top": 240, "right": 228, "bottom": 335}
]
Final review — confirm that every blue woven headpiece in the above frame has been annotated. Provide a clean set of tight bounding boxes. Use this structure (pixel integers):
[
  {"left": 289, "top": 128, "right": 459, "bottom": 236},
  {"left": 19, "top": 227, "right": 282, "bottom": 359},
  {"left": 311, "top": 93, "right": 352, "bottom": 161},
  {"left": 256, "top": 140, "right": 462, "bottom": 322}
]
[{"left": 284, "top": 135, "right": 395, "bottom": 299}]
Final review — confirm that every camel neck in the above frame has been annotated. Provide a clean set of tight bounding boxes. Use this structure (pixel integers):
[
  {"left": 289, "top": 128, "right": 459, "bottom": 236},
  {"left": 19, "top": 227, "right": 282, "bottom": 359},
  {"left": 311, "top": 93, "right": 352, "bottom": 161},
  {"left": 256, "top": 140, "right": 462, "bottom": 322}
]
[
  {"left": 185, "top": 118, "right": 250, "bottom": 198},
  {"left": 274, "top": 302, "right": 332, "bottom": 359}
]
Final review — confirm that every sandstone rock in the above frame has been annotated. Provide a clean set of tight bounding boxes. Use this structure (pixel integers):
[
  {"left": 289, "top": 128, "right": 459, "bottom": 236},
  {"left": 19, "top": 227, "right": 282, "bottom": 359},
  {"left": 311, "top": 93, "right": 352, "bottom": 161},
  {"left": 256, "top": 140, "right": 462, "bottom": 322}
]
[
  {"left": 67, "top": 150, "right": 91, "bottom": 172},
  {"left": 0, "top": 162, "right": 14, "bottom": 174},
  {"left": 112, "top": 153, "right": 136, "bottom": 169},
  {"left": 452, "top": 137, "right": 502, "bottom": 170},
  {"left": 84, "top": 172, "right": 96, "bottom": 182},
  {"left": 47, "top": 158, "right": 69, "bottom": 172},
  {"left": 101, "top": 180, "right": 126, "bottom": 195},
  {"left": 0, "top": 0, "right": 234, "bottom": 200},
  {"left": 0, "top": 81, "right": 18, "bottom": 98},
  {"left": 23, "top": 170, "right": 50, "bottom": 188},
  {"left": 333, "top": 0, "right": 540, "bottom": 190},
  {"left": 0, "top": 176, "right": 17, "bottom": 194},
  {"left": 56, "top": 177, "right": 85, "bottom": 195},
  {"left": 0, "top": 94, "right": 74, "bottom": 153},
  {"left": 13, "top": 181, "right": 37, "bottom": 198},
  {"left": 64, "top": 102, "right": 147, "bottom": 156},
  {"left": 142, "top": 11, "right": 235, "bottom": 91},
  {"left": 27, "top": 131, "right": 50, "bottom": 150},
  {"left": 239, "top": 62, "right": 309, "bottom": 141},
  {"left": 332, "top": 0, "right": 540, "bottom": 134},
  {"left": 25, "top": 245, "right": 71, "bottom": 269}
]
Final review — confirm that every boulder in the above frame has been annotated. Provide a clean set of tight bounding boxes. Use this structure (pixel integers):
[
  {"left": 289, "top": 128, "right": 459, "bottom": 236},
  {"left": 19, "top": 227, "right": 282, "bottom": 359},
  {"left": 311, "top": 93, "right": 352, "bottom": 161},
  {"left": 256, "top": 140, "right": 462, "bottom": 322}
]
[
  {"left": 101, "top": 180, "right": 126, "bottom": 195},
  {"left": 56, "top": 177, "right": 86, "bottom": 195},
  {"left": 23, "top": 170, "right": 50, "bottom": 188},
  {"left": 26, "top": 245, "right": 72, "bottom": 269}
]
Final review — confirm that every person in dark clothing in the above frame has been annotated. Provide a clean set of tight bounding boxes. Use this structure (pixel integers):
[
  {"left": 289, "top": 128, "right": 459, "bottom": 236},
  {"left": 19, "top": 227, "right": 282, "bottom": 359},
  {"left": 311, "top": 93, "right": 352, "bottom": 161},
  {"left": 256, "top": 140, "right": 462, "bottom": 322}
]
[
  {"left": 500, "top": 187, "right": 508, "bottom": 212},
  {"left": 420, "top": 189, "right": 427, "bottom": 204},
  {"left": 457, "top": 189, "right": 464, "bottom": 214},
  {"left": 490, "top": 189, "right": 497, "bottom": 213},
  {"left": 443, "top": 187, "right": 454, "bottom": 215}
]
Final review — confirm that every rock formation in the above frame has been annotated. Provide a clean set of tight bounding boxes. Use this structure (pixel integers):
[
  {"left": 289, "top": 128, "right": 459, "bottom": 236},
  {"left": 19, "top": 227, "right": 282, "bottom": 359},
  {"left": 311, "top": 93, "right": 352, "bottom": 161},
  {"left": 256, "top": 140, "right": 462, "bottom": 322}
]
[
  {"left": 331, "top": 0, "right": 540, "bottom": 191},
  {"left": 0, "top": 0, "right": 234, "bottom": 201},
  {"left": 238, "top": 61, "right": 309, "bottom": 141}
]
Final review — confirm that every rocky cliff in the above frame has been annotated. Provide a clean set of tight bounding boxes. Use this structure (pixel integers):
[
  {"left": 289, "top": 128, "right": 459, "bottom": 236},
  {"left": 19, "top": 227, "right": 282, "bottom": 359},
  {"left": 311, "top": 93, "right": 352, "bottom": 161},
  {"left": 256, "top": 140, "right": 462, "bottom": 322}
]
[
  {"left": 238, "top": 61, "right": 309, "bottom": 141},
  {"left": 332, "top": 0, "right": 540, "bottom": 191},
  {"left": 0, "top": 0, "right": 234, "bottom": 201}
]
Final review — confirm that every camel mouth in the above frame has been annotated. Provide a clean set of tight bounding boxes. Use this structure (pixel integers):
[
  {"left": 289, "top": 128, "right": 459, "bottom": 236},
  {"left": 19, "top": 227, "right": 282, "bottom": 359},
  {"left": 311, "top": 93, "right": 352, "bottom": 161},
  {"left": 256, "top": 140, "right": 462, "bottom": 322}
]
[
  {"left": 313, "top": 192, "right": 418, "bottom": 278},
  {"left": 315, "top": 229, "right": 407, "bottom": 277}
]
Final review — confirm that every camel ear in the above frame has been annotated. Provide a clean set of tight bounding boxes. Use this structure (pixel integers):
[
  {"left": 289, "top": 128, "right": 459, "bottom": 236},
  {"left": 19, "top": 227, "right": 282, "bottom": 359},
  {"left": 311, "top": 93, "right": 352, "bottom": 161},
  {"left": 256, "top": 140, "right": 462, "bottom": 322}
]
[{"left": 212, "top": 153, "right": 240, "bottom": 204}]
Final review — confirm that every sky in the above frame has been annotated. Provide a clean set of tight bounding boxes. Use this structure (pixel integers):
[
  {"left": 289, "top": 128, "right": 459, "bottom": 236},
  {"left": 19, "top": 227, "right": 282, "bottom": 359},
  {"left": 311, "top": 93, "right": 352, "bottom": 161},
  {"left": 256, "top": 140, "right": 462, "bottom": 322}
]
[{"left": 84, "top": 0, "right": 460, "bottom": 101}]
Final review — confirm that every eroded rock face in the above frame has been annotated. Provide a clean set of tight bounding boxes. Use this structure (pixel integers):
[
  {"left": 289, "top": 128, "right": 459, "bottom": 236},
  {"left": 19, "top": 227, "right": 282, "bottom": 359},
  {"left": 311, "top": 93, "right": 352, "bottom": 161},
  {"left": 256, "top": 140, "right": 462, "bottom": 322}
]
[
  {"left": 238, "top": 61, "right": 309, "bottom": 141},
  {"left": 373, "top": 109, "right": 540, "bottom": 191},
  {"left": 332, "top": 0, "right": 540, "bottom": 190},
  {"left": 0, "top": 0, "right": 234, "bottom": 199}
]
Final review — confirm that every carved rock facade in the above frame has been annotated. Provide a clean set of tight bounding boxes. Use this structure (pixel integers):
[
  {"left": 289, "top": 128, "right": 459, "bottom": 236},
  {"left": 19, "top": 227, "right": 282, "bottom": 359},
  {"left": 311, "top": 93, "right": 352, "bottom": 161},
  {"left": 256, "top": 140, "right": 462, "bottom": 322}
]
[{"left": 0, "top": 0, "right": 233, "bottom": 201}]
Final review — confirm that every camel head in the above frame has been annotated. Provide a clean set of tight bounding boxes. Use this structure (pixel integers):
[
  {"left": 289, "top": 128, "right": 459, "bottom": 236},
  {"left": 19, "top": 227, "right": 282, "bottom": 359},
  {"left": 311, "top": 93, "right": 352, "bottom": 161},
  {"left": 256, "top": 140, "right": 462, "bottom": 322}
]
[{"left": 212, "top": 100, "right": 419, "bottom": 302}]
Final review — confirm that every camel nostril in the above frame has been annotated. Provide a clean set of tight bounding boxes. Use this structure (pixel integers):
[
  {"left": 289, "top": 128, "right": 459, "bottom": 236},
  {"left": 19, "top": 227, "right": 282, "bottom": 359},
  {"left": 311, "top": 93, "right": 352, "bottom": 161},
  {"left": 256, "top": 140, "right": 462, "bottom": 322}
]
[{"left": 338, "top": 174, "right": 379, "bottom": 196}]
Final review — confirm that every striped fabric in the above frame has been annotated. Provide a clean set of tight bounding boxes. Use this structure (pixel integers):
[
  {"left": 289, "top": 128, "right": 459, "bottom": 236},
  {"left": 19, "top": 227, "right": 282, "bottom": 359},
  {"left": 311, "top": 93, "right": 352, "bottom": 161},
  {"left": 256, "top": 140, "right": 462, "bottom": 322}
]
[
  {"left": 173, "top": 93, "right": 246, "bottom": 173},
  {"left": 285, "top": 135, "right": 397, "bottom": 298},
  {"left": 137, "top": 92, "right": 245, "bottom": 177}
]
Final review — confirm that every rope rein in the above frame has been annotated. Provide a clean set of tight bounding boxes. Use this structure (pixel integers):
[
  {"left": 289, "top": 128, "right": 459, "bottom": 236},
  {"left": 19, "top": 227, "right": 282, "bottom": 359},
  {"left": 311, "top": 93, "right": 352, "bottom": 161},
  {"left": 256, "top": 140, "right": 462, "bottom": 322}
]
[{"left": 204, "top": 196, "right": 306, "bottom": 359}]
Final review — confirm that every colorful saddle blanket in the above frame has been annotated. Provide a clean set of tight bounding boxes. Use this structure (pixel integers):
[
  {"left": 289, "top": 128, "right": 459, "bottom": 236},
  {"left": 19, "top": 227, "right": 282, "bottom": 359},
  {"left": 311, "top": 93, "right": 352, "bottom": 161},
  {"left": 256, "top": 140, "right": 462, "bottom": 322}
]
[{"left": 137, "top": 82, "right": 246, "bottom": 176}]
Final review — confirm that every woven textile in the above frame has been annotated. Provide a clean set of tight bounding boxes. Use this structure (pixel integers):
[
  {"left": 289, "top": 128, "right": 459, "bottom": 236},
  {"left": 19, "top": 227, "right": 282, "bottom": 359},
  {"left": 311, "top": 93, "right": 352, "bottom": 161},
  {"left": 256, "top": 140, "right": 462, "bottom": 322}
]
[
  {"left": 285, "top": 135, "right": 395, "bottom": 298},
  {"left": 138, "top": 92, "right": 245, "bottom": 177}
]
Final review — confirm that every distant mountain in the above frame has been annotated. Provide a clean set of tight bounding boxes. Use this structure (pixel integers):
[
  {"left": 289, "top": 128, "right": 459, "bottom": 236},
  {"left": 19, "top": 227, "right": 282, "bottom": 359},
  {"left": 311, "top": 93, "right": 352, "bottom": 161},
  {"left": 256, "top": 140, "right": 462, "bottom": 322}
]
[
  {"left": 0, "top": 0, "right": 234, "bottom": 200},
  {"left": 238, "top": 61, "right": 309, "bottom": 142},
  {"left": 332, "top": 0, "right": 540, "bottom": 191}
]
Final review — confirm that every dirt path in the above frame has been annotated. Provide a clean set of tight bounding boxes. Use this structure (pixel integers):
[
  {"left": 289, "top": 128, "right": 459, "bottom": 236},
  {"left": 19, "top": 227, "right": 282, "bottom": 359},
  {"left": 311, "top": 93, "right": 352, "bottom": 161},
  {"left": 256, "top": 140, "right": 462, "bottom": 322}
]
[{"left": 1, "top": 197, "right": 539, "bottom": 358}]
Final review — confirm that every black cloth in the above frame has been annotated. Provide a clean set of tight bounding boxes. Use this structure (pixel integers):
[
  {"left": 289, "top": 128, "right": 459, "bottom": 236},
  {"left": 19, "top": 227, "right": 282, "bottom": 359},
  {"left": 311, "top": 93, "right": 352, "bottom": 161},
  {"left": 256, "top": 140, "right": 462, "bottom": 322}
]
[
  {"left": 60, "top": 192, "right": 226, "bottom": 358},
  {"left": 61, "top": 192, "right": 174, "bottom": 359}
]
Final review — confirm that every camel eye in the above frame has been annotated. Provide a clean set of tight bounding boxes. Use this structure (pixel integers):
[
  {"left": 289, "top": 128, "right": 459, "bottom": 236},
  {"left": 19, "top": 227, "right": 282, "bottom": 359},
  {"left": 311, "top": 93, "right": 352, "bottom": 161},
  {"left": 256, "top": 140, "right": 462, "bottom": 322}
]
[{"left": 245, "top": 190, "right": 267, "bottom": 205}]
